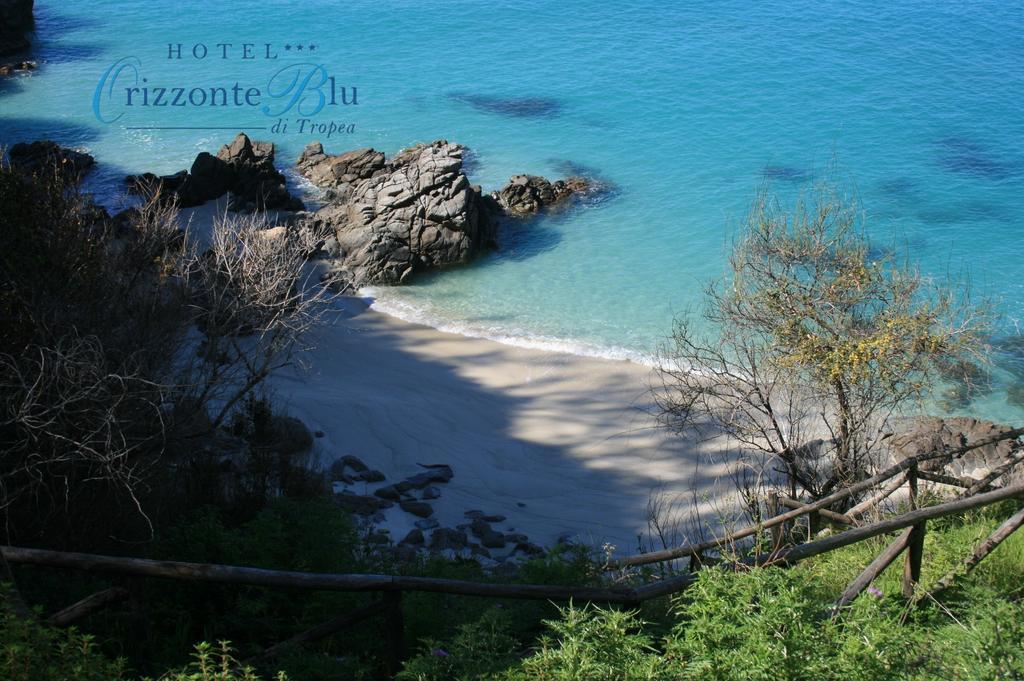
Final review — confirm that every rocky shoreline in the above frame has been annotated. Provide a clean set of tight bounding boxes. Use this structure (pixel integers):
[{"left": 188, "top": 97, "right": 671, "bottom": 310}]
[{"left": 125, "top": 132, "right": 604, "bottom": 289}]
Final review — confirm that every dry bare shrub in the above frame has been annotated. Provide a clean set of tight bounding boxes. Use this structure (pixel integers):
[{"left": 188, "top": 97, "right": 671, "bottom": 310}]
[{"left": 0, "top": 157, "right": 331, "bottom": 543}]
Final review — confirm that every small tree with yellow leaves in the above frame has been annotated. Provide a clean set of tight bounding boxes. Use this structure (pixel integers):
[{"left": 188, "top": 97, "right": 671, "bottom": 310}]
[{"left": 657, "top": 181, "right": 989, "bottom": 500}]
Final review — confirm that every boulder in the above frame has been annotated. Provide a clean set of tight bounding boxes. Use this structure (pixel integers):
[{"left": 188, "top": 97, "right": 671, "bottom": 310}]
[
  {"left": 479, "top": 529, "right": 506, "bottom": 549},
  {"left": 373, "top": 485, "right": 403, "bottom": 501},
  {"left": 399, "top": 499, "right": 434, "bottom": 518},
  {"left": 129, "top": 133, "right": 303, "bottom": 211},
  {"left": 8, "top": 141, "right": 94, "bottom": 179},
  {"left": 468, "top": 518, "right": 489, "bottom": 540},
  {"left": 399, "top": 528, "right": 424, "bottom": 546},
  {"left": 264, "top": 415, "right": 313, "bottom": 455},
  {"left": 301, "top": 140, "right": 498, "bottom": 286},
  {"left": 491, "top": 174, "right": 589, "bottom": 217},
  {"left": 514, "top": 541, "right": 545, "bottom": 557},
  {"left": 354, "top": 469, "right": 386, "bottom": 483},
  {"left": 414, "top": 518, "right": 440, "bottom": 530},
  {"left": 0, "top": 59, "right": 35, "bottom": 77},
  {"left": 429, "top": 528, "right": 468, "bottom": 551},
  {"left": 338, "top": 454, "right": 369, "bottom": 473},
  {"left": 296, "top": 142, "right": 385, "bottom": 189},
  {"left": 886, "top": 417, "right": 1023, "bottom": 484},
  {"left": 0, "top": 0, "right": 33, "bottom": 57},
  {"left": 334, "top": 493, "right": 393, "bottom": 516}
]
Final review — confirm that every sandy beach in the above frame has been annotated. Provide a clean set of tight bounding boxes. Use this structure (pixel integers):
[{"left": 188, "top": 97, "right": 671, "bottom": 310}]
[{"left": 267, "top": 297, "right": 734, "bottom": 556}]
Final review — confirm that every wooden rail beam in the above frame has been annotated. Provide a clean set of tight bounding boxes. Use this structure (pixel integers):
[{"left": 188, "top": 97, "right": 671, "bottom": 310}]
[
  {"left": 630, "top": 482, "right": 1024, "bottom": 601},
  {"left": 777, "top": 497, "right": 855, "bottom": 526},
  {"left": 832, "top": 528, "right": 913, "bottom": 616},
  {"left": 47, "top": 587, "right": 130, "bottom": 627},
  {"left": 248, "top": 599, "right": 387, "bottom": 663},
  {"left": 0, "top": 546, "right": 639, "bottom": 604},
  {"left": 925, "top": 504, "right": 1024, "bottom": 600}
]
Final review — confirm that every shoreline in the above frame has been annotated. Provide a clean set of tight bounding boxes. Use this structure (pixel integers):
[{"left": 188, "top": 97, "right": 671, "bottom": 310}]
[
  {"left": 362, "top": 286, "right": 662, "bottom": 368},
  {"left": 266, "top": 296, "right": 734, "bottom": 554}
]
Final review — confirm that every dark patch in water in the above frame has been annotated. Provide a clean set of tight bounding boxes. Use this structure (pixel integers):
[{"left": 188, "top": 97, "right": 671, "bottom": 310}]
[
  {"left": 761, "top": 165, "right": 812, "bottom": 183},
  {"left": 42, "top": 43, "right": 107, "bottom": 64},
  {"left": 33, "top": 5, "right": 103, "bottom": 35},
  {"left": 993, "top": 335, "right": 1024, "bottom": 381},
  {"left": 877, "top": 177, "right": 918, "bottom": 199},
  {"left": 0, "top": 117, "right": 100, "bottom": 147},
  {"left": 448, "top": 92, "right": 562, "bottom": 118},
  {"left": 491, "top": 215, "right": 563, "bottom": 261},
  {"left": 934, "top": 137, "right": 1017, "bottom": 180},
  {"left": 915, "top": 201, "right": 1009, "bottom": 225}
]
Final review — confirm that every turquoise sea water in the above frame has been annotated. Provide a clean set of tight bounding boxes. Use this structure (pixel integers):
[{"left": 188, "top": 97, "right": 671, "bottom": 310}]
[{"left": 2, "top": 0, "right": 1023, "bottom": 420}]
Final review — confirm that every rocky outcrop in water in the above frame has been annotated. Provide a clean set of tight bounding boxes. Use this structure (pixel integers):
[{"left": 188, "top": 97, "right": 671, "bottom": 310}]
[
  {"left": 0, "top": 58, "right": 34, "bottom": 77},
  {"left": 0, "top": 0, "right": 33, "bottom": 57},
  {"left": 129, "top": 133, "right": 303, "bottom": 211},
  {"left": 297, "top": 141, "right": 601, "bottom": 286},
  {"left": 492, "top": 174, "right": 590, "bottom": 217},
  {"left": 300, "top": 140, "right": 498, "bottom": 285}
]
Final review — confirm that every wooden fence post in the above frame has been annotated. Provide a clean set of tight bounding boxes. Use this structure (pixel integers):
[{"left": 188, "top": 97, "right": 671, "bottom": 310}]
[
  {"left": 767, "top": 491, "right": 784, "bottom": 552},
  {"left": 902, "top": 462, "right": 926, "bottom": 599},
  {"left": 383, "top": 591, "right": 405, "bottom": 678}
]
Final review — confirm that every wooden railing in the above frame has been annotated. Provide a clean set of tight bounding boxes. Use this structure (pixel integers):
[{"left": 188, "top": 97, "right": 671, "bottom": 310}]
[{"left": 3, "top": 427, "right": 1023, "bottom": 677}]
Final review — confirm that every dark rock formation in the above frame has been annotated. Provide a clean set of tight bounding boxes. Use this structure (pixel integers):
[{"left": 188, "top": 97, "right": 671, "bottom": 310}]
[
  {"left": 399, "top": 528, "right": 424, "bottom": 546},
  {"left": 429, "top": 528, "right": 468, "bottom": 551},
  {"left": 300, "top": 140, "right": 498, "bottom": 285},
  {"left": 373, "top": 485, "right": 403, "bottom": 501},
  {"left": 0, "top": 0, "right": 33, "bottom": 57},
  {"left": 334, "top": 492, "right": 393, "bottom": 516},
  {"left": 887, "top": 416, "right": 1023, "bottom": 484},
  {"left": 128, "top": 133, "right": 303, "bottom": 211},
  {"left": 399, "top": 499, "right": 433, "bottom": 518},
  {"left": 0, "top": 58, "right": 34, "bottom": 77},
  {"left": 297, "top": 139, "right": 608, "bottom": 285},
  {"left": 8, "top": 140, "right": 94, "bottom": 179},
  {"left": 492, "top": 174, "right": 589, "bottom": 217},
  {"left": 296, "top": 143, "right": 384, "bottom": 193}
]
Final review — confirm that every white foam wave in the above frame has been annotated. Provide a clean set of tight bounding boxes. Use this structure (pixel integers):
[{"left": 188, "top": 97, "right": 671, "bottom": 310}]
[{"left": 362, "top": 287, "right": 660, "bottom": 367}]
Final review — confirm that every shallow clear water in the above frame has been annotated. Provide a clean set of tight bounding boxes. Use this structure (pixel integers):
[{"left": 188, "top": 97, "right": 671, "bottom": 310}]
[{"left": 2, "top": 0, "right": 1023, "bottom": 420}]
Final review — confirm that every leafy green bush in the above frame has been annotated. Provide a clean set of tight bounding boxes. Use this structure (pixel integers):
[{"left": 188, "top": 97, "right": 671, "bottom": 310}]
[
  {"left": 0, "top": 600, "right": 127, "bottom": 681},
  {"left": 398, "top": 506, "right": 1024, "bottom": 681},
  {"left": 511, "top": 605, "right": 673, "bottom": 681},
  {"left": 153, "top": 641, "right": 286, "bottom": 681},
  {"left": 397, "top": 609, "right": 521, "bottom": 681}
]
